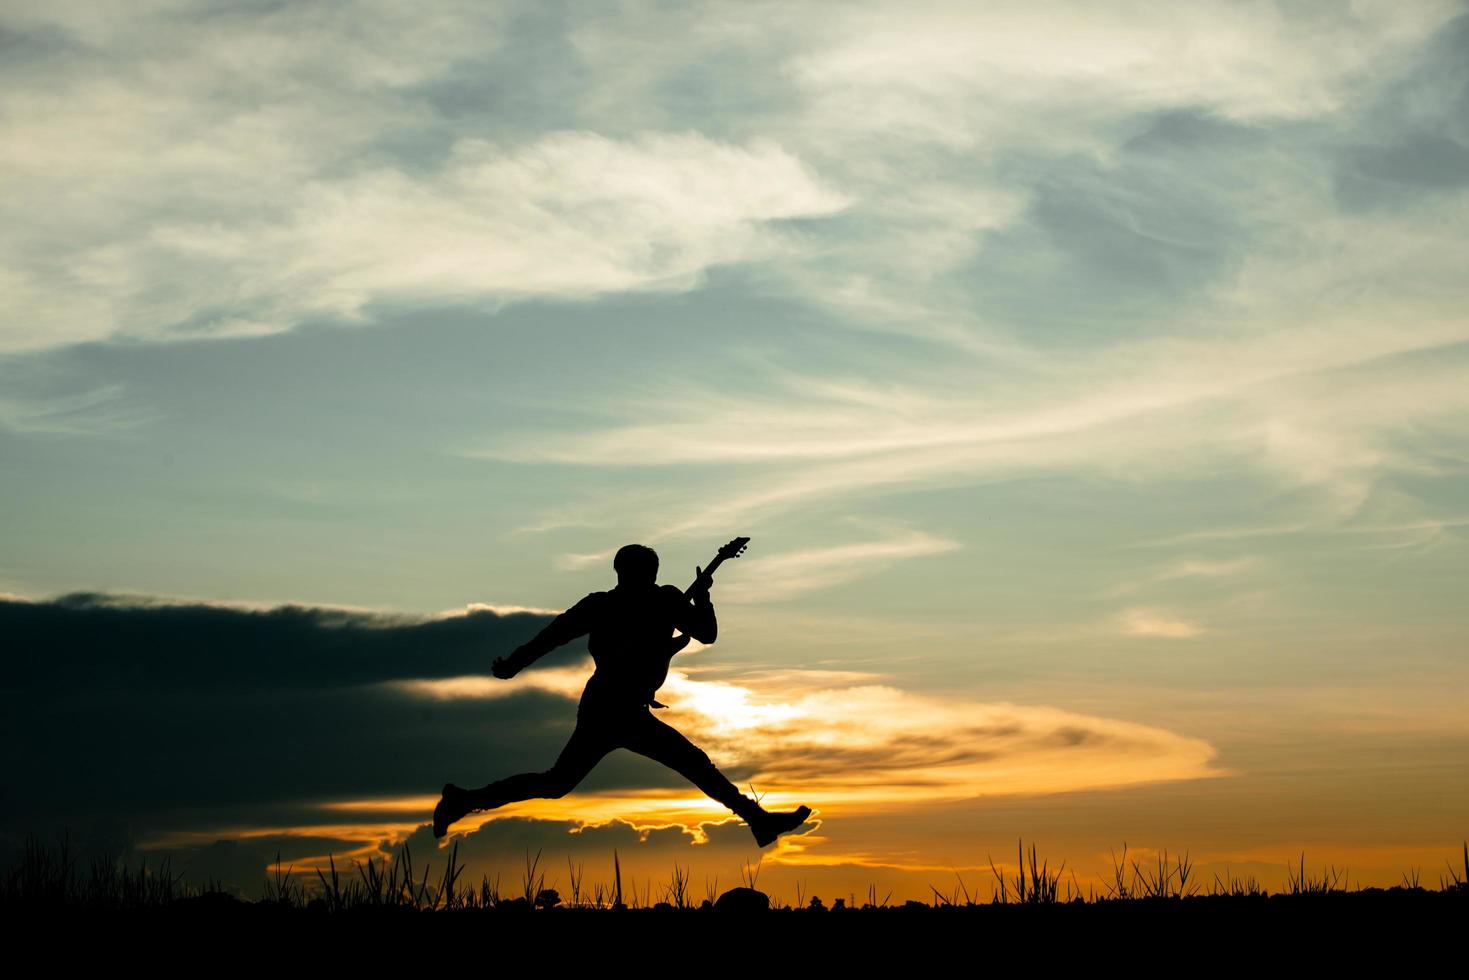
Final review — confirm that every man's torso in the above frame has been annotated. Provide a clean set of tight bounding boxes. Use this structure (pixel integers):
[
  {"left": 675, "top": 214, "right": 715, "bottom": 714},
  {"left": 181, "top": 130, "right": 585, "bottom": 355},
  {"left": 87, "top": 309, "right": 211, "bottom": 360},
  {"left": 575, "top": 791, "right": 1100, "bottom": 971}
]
[{"left": 579, "top": 584, "right": 685, "bottom": 709}]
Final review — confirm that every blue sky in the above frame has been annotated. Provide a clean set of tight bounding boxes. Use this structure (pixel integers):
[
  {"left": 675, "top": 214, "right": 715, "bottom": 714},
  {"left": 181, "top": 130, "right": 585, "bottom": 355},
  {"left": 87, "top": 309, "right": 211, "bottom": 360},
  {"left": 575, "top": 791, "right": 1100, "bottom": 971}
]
[{"left": 3, "top": 1, "right": 1468, "bottom": 899}]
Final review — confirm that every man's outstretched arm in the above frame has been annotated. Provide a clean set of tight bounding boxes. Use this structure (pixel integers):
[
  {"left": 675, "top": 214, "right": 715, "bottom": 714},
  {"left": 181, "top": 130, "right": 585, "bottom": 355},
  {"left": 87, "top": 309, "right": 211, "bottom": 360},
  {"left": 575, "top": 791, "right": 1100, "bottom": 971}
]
[{"left": 492, "top": 595, "right": 596, "bottom": 678}]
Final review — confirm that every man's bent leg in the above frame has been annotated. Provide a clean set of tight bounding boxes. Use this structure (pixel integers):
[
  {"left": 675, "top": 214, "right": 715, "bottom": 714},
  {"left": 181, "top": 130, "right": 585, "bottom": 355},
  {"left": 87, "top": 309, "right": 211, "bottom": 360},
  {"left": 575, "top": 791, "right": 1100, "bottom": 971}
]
[
  {"left": 466, "top": 715, "right": 614, "bottom": 811},
  {"left": 621, "top": 710, "right": 765, "bottom": 822}
]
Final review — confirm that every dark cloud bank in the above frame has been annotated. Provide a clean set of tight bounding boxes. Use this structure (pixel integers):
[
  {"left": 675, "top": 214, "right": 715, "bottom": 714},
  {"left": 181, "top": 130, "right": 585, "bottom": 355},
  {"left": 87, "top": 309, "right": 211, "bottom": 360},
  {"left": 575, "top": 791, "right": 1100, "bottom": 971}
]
[{"left": 1, "top": 592, "right": 758, "bottom": 896}]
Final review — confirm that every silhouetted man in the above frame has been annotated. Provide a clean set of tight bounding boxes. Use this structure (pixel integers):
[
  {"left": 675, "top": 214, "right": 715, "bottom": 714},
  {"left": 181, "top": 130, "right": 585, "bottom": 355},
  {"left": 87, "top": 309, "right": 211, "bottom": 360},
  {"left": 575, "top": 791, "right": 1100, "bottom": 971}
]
[{"left": 433, "top": 543, "right": 812, "bottom": 848}]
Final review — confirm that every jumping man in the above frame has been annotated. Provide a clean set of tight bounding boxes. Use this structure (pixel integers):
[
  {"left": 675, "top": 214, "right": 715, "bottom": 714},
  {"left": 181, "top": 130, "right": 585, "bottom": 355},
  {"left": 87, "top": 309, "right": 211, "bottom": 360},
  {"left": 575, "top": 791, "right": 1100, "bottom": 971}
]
[{"left": 432, "top": 540, "right": 813, "bottom": 848}]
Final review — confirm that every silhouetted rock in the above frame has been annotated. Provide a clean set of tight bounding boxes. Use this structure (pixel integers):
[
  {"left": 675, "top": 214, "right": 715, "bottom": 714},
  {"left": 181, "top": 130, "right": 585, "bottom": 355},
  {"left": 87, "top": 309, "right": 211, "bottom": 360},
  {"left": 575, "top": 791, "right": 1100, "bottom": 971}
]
[{"left": 715, "top": 886, "right": 769, "bottom": 912}]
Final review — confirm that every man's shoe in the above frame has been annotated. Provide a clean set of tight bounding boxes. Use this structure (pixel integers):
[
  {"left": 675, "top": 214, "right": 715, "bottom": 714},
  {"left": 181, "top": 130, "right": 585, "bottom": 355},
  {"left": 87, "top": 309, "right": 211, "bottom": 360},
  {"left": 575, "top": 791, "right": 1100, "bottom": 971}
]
[
  {"left": 751, "top": 805, "right": 812, "bottom": 848},
  {"left": 433, "top": 783, "right": 468, "bottom": 839}
]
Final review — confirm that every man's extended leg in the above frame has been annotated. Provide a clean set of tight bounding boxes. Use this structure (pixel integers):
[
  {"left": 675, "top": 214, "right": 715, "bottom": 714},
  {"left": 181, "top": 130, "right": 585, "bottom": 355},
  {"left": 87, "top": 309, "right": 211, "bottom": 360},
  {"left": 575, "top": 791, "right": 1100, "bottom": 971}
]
[
  {"left": 470, "top": 715, "right": 615, "bottom": 808},
  {"left": 620, "top": 710, "right": 766, "bottom": 822},
  {"left": 619, "top": 710, "right": 813, "bottom": 847},
  {"left": 435, "top": 715, "right": 614, "bottom": 837}
]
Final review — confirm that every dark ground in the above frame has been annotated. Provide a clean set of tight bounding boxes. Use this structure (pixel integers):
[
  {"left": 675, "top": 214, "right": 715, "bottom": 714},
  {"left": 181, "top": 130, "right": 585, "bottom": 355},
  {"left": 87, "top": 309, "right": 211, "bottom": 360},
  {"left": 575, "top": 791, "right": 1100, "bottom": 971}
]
[{"left": 14, "top": 889, "right": 1465, "bottom": 956}]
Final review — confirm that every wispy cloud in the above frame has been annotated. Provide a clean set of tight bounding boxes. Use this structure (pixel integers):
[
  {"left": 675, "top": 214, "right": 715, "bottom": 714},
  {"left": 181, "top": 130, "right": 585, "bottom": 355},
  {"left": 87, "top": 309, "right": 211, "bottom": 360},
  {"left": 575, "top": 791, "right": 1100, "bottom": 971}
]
[
  {"left": 1102, "top": 556, "right": 1259, "bottom": 597},
  {"left": 1160, "top": 558, "right": 1259, "bottom": 581},
  {"left": 1118, "top": 609, "right": 1205, "bottom": 639},
  {"left": 491, "top": 322, "right": 1469, "bottom": 549},
  {"left": 0, "top": 384, "right": 156, "bottom": 436},
  {"left": 717, "top": 529, "right": 961, "bottom": 603}
]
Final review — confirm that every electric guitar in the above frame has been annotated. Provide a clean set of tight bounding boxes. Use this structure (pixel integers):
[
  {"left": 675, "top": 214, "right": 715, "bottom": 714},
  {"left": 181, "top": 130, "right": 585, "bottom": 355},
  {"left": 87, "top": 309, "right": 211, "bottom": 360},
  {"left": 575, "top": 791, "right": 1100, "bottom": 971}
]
[{"left": 646, "top": 535, "right": 750, "bottom": 707}]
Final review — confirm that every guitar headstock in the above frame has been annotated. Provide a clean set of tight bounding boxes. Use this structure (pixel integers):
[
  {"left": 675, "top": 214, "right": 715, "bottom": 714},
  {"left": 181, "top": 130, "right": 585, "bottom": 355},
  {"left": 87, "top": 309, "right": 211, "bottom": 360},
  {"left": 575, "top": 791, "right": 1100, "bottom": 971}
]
[{"left": 717, "top": 536, "right": 750, "bottom": 561}]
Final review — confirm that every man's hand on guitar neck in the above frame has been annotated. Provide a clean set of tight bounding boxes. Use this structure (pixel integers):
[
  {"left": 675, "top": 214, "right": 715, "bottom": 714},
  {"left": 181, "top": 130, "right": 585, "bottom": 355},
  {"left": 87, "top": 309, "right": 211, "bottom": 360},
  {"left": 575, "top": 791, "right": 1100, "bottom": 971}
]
[
  {"left": 689, "top": 564, "right": 715, "bottom": 603},
  {"left": 684, "top": 567, "right": 713, "bottom": 605}
]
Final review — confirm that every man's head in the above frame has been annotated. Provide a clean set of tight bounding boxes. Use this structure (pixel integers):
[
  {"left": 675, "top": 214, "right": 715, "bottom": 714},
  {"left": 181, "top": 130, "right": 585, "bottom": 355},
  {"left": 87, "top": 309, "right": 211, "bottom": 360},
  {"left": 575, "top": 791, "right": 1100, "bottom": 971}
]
[{"left": 613, "top": 543, "right": 659, "bottom": 586}]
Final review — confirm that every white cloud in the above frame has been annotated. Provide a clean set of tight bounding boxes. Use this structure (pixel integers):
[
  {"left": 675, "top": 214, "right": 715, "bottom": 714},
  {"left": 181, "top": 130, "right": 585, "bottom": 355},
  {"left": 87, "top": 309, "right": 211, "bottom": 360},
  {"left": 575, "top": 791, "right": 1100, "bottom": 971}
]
[
  {"left": 5, "top": 0, "right": 1464, "bottom": 362},
  {"left": 9, "top": 1, "right": 1459, "bottom": 355},
  {"left": 0, "top": 2, "right": 851, "bottom": 353},
  {"left": 1119, "top": 609, "right": 1204, "bottom": 639},
  {"left": 790, "top": 0, "right": 1459, "bottom": 134},
  {"left": 0, "top": 125, "right": 847, "bottom": 352},
  {"left": 277, "top": 133, "right": 848, "bottom": 318}
]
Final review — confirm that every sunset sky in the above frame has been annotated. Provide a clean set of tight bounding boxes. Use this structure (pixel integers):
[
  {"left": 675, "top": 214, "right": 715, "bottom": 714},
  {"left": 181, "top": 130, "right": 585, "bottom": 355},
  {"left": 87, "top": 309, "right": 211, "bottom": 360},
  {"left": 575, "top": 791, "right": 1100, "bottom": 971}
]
[{"left": 4, "top": 0, "right": 1468, "bottom": 903}]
